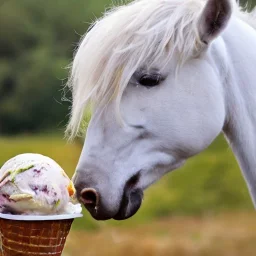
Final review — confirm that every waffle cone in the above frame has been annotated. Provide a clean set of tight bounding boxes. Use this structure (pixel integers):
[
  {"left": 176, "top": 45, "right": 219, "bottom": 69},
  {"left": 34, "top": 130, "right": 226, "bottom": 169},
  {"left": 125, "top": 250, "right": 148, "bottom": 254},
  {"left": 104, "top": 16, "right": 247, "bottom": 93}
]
[{"left": 0, "top": 218, "right": 73, "bottom": 256}]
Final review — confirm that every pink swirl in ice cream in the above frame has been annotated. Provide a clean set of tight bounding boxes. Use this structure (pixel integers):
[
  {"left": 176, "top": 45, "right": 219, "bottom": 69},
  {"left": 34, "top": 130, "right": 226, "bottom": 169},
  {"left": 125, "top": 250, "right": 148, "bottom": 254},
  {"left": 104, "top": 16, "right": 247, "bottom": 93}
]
[{"left": 0, "top": 153, "right": 81, "bottom": 215}]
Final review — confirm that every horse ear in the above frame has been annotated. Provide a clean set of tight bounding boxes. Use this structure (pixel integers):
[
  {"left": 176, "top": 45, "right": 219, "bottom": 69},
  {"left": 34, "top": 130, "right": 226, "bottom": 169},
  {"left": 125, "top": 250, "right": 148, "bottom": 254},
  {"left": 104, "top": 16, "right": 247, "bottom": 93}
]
[{"left": 198, "top": 0, "right": 232, "bottom": 45}]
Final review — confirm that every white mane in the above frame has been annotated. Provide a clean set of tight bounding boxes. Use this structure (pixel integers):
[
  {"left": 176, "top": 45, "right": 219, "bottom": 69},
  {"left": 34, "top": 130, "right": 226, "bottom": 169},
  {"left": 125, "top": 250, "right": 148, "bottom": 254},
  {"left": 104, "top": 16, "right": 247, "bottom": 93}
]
[{"left": 66, "top": 0, "right": 255, "bottom": 138}]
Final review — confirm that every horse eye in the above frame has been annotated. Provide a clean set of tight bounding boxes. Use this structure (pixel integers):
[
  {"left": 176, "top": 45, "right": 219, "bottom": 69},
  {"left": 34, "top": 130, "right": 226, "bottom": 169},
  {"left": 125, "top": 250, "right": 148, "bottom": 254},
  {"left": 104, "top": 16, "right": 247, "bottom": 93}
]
[{"left": 139, "top": 74, "right": 161, "bottom": 87}]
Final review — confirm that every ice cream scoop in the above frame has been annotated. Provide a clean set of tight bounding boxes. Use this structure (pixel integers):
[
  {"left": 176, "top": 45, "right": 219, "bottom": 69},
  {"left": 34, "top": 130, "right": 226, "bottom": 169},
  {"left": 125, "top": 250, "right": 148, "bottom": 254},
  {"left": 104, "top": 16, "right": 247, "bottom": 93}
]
[{"left": 0, "top": 153, "right": 81, "bottom": 215}]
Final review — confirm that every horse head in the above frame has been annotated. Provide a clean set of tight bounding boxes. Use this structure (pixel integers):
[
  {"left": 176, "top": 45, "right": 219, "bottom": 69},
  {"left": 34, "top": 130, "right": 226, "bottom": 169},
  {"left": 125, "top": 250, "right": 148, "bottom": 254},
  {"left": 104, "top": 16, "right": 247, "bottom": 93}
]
[{"left": 68, "top": 0, "right": 235, "bottom": 220}]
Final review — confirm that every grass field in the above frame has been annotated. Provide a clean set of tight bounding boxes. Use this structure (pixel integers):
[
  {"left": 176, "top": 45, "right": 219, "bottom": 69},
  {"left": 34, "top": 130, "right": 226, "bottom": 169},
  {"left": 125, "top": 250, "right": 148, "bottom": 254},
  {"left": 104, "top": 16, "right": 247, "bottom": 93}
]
[
  {"left": 0, "top": 134, "right": 81, "bottom": 174},
  {"left": 0, "top": 134, "right": 253, "bottom": 229},
  {"left": 64, "top": 212, "right": 256, "bottom": 256},
  {"left": 0, "top": 134, "right": 255, "bottom": 254}
]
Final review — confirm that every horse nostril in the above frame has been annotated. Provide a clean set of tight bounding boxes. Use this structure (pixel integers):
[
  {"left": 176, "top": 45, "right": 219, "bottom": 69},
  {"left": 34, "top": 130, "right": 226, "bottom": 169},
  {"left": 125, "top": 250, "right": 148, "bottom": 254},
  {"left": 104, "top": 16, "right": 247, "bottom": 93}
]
[{"left": 80, "top": 188, "right": 99, "bottom": 207}]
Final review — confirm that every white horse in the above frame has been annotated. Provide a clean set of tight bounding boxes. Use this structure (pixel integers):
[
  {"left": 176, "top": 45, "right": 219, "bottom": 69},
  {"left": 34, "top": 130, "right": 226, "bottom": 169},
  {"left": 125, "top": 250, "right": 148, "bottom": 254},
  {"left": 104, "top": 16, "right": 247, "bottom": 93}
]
[{"left": 67, "top": 0, "right": 256, "bottom": 220}]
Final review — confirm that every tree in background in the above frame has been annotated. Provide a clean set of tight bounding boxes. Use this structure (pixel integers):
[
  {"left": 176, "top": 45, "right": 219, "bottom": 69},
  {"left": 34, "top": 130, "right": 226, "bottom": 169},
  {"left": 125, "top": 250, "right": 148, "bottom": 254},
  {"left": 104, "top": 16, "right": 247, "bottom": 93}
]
[{"left": 0, "top": 0, "right": 110, "bottom": 134}]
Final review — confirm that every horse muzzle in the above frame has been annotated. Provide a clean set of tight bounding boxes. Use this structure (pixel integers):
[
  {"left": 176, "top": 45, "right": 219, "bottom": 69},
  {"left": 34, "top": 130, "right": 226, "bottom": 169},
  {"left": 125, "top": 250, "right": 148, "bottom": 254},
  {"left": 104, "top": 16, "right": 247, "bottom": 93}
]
[
  {"left": 113, "top": 188, "right": 143, "bottom": 220},
  {"left": 74, "top": 172, "right": 144, "bottom": 221}
]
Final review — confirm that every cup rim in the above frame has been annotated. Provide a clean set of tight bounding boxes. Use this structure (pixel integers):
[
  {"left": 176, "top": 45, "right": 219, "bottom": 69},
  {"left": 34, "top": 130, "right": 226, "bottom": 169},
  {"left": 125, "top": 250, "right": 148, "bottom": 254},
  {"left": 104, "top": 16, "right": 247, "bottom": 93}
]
[{"left": 0, "top": 213, "right": 83, "bottom": 221}]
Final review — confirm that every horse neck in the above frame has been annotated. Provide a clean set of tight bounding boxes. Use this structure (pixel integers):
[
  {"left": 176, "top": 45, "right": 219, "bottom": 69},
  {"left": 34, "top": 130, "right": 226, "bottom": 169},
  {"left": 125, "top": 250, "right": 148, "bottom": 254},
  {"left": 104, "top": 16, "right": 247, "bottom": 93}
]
[{"left": 221, "top": 17, "right": 256, "bottom": 206}]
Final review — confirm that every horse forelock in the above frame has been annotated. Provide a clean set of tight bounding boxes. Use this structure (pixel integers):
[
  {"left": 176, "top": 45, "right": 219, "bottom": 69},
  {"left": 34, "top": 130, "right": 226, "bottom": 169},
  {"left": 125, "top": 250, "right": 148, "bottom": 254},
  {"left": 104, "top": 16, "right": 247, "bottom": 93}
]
[{"left": 66, "top": 0, "right": 246, "bottom": 138}]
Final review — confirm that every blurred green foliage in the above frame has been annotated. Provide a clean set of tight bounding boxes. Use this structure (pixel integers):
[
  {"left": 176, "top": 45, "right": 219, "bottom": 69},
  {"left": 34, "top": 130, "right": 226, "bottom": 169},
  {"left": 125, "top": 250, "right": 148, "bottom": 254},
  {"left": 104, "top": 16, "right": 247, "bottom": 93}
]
[{"left": 0, "top": 0, "right": 111, "bottom": 134}]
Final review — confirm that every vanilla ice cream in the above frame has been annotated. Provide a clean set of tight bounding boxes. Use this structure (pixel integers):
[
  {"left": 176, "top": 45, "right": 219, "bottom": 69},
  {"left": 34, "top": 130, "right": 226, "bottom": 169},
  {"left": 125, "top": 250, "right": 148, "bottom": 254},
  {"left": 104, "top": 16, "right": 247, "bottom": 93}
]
[{"left": 0, "top": 153, "right": 81, "bottom": 215}]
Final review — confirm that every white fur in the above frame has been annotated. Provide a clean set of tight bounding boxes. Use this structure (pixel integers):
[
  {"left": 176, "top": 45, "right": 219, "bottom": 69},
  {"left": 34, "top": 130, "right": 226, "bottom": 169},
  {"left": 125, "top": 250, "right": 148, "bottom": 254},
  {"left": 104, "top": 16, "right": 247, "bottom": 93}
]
[{"left": 68, "top": 0, "right": 256, "bottom": 216}]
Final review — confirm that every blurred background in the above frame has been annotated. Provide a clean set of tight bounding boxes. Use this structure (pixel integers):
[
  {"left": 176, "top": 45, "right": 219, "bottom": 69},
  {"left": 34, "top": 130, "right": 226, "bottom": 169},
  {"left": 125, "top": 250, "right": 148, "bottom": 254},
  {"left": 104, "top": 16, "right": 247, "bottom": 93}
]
[{"left": 1, "top": 0, "right": 256, "bottom": 255}]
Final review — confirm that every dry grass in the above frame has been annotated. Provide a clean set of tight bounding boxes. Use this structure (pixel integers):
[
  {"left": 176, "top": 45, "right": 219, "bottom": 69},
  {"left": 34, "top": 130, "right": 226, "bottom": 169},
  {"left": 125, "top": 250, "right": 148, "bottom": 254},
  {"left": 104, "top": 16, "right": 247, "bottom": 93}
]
[{"left": 64, "top": 212, "right": 256, "bottom": 256}]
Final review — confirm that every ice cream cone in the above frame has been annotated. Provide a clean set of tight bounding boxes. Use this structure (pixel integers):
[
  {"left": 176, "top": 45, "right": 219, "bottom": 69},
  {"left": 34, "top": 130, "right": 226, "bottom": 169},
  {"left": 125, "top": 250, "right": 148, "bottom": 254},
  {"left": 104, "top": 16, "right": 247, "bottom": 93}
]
[{"left": 0, "top": 214, "right": 82, "bottom": 256}]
